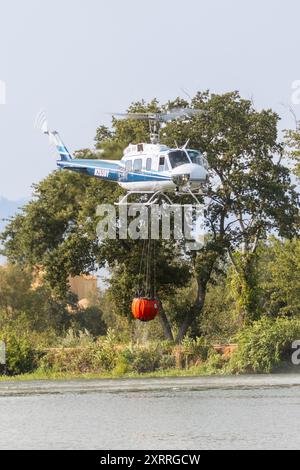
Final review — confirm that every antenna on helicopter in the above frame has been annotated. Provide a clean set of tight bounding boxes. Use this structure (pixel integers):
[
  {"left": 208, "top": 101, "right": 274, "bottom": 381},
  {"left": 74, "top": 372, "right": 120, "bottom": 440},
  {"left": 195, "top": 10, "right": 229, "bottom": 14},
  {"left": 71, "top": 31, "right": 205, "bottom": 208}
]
[
  {"left": 110, "top": 108, "right": 205, "bottom": 144},
  {"left": 182, "top": 138, "right": 190, "bottom": 149}
]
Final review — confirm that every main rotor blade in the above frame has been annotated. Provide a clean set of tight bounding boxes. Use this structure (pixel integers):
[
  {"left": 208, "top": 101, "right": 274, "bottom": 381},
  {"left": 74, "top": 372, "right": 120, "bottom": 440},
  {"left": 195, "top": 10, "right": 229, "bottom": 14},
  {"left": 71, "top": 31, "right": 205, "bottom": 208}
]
[
  {"left": 163, "top": 108, "right": 206, "bottom": 120},
  {"left": 109, "top": 108, "right": 206, "bottom": 122},
  {"left": 110, "top": 112, "right": 157, "bottom": 120}
]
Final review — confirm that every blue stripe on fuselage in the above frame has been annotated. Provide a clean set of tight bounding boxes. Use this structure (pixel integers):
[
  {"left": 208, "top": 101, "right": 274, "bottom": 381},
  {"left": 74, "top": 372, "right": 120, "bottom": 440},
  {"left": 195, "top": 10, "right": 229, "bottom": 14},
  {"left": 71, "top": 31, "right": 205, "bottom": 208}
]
[{"left": 56, "top": 159, "right": 171, "bottom": 183}]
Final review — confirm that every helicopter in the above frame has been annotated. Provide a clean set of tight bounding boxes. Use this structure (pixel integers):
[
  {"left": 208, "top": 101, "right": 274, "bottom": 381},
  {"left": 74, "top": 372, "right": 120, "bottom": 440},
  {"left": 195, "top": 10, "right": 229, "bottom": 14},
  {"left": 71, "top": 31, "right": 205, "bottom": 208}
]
[{"left": 41, "top": 109, "right": 209, "bottom": 205}]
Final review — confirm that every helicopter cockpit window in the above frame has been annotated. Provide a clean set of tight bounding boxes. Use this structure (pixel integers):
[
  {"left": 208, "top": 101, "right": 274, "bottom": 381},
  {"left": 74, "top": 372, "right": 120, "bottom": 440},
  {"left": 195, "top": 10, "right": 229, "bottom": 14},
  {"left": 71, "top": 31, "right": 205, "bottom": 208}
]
[
  {"left": 168, "top": 150, "right": 190, "bottom": 169},
  {"left": 187, "top": 150, "right": 202, "bottom": 166},
  {"left": 187, "top": 150, "right": 208, "bottom": 169},
  {"left": 133, "top": 158, "right": 142, "bottom": 171}
]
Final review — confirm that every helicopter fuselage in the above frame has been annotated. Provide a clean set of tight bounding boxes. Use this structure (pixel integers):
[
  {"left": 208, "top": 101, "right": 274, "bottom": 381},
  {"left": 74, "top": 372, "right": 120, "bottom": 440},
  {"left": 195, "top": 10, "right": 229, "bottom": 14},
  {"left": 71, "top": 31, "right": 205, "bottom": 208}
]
[{"left": 56, "top": 142, "right": 208, "bottom": 193}]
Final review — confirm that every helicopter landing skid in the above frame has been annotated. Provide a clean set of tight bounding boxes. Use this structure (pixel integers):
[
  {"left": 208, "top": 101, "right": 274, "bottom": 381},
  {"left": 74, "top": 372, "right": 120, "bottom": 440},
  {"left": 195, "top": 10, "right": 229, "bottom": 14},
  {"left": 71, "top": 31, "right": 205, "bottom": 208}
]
[
  {"left": 115, "top": 188, "right": 202, "bottom": 206},
  {"left": 115, "top": 190, "right": 173, "bottom": 206}
]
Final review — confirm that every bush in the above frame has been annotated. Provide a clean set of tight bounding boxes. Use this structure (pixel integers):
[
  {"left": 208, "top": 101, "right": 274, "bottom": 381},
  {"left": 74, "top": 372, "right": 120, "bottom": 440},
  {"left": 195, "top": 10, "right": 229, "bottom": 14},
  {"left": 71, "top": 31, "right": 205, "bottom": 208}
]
[
  {"left": 40, "top": 347, "right": 97, "bottom": 374},
  {"left": 58, "top": 328, "right": 94, "bottom": 348},
  {"left": 40, "top": 329, "right": 121, "bottom": 374},
  {"left": 113, "top": 348, "right": 134, "bottom": 376},
  {"left": 228, "top": 317, "right": 300, "bottom": 373},
  {"left": 40, "top": 337, "right": 178, "bottom": 376},
  {"left": 0, "top": 331, "right": 38, "bottom": 375},
  {"left": 131, "top": 348, "right": 161, "bottom": 373},
  {"left": 181, "top": 336, "right": 211, "bottom": 362},
  {"left": 93, "top": 338, "right": 118, "bottom": 371},
  {"left": 114, "top": 343, "right": 174, "bottom": 375}
]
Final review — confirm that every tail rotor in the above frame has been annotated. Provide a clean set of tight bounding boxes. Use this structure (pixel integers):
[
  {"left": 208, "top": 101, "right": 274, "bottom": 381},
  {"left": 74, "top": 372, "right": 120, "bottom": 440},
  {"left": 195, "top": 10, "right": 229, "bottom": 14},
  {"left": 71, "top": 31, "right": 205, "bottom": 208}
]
[{"left": 34, "top": 110, "right": 73, "bottom": 161}]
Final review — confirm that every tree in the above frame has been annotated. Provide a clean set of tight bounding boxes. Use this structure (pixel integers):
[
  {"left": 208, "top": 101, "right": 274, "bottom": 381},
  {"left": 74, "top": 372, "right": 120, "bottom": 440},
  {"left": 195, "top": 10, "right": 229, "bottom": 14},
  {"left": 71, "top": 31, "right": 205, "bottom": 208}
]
[
  {"left": 163, "top": 91, "right": 298, "bottom": 330},
  {"left": 0, "top": 264, "right": 74, "bottom": 334},
  {"left": 285, "top": 123, "right": 300, "bottom": 180},
  {"left": 1, "top": 171, "right": 119, "bottom": 296},
  {"left": 99, "top": 92, "right": 297, "bottom": 339},
  {"left": 256, "top": 238, "right": 300, "bottom": 317}
]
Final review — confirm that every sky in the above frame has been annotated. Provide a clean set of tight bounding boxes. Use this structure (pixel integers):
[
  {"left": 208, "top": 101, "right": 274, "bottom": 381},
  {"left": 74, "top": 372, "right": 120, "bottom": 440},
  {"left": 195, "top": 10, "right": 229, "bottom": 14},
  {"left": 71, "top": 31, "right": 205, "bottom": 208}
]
[{"left": 1, "top": 0, "right": 300, "bottom": 200}]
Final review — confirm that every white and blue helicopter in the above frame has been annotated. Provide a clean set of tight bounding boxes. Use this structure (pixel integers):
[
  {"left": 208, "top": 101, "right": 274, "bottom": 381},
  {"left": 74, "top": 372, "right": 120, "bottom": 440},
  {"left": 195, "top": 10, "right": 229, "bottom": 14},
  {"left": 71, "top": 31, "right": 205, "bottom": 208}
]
[{"left": 41, "top": 109, "right": 208, "bottom": 205}]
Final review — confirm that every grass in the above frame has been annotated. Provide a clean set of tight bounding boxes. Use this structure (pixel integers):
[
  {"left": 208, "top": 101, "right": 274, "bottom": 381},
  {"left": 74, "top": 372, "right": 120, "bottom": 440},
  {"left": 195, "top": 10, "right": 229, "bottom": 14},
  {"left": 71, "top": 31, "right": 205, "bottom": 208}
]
[{"left": 0, "top": 363, "right": 223, "bottom": 383}]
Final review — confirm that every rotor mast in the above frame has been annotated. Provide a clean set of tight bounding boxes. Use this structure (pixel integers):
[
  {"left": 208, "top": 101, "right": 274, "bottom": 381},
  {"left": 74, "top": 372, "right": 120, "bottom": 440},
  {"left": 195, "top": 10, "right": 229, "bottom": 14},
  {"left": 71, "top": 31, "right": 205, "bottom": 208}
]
[{"left": 149, "top": 118, "right": 160, "bottom": 144}]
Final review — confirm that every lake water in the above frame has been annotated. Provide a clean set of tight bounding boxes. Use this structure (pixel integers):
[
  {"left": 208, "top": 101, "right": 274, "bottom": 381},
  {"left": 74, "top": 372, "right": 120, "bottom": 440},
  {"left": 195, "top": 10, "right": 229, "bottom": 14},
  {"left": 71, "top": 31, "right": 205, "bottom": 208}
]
[{"left": 0, "top": 374, "right": 300, "bottom": 450}]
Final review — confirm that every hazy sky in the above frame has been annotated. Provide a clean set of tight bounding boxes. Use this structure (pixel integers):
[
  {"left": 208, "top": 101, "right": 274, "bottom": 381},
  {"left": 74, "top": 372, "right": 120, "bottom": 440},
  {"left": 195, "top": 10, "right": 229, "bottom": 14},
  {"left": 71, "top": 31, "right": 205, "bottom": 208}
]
[{"left": 1, "top": 0, "right": 300, "bottom": 200}]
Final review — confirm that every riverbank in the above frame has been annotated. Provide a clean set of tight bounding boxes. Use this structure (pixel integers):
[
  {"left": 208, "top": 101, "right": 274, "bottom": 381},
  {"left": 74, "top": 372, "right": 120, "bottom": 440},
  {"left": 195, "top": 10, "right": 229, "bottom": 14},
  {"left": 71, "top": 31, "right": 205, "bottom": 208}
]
[
  {"left": 2, "top": 317, "right": 300, "bottom": 379},
  {"left": 0, "top": 364, "right": 220, "bottom": 383},
  {"left": 0, "top": 360, "right": 298, "bottom": 384}
]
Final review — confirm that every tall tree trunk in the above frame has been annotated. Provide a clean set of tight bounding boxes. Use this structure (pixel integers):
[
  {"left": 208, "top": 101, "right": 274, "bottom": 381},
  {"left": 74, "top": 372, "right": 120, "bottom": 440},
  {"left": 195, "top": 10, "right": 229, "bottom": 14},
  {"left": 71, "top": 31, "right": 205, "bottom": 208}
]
[
  {"left": 229, "top": 251, "right": 259, "bottom": 323},
  {"left": 175, "top": 250, "right": 219, "bottom": 343},
  {"left": 175, "top": 281, "right": 206, "bottom": 343},
  {"left": 158, "top": 304, "right": 174, "bottom": 341}
]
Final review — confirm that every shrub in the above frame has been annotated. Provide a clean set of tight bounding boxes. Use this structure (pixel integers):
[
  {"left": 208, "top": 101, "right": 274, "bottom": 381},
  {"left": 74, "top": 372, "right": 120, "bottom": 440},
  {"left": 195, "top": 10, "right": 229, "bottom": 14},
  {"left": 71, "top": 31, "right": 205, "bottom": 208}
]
[
  {"left": 228, "top": 317, "right": 300, "bottom": 373},
  {"left": 58, "top": 328, "right": 94, "bottom": 348},
  {"left": 0, "top": 331, "right": 38, "bottom": 375},
  {"left": 40, "top": 338, "right": 178, "bottom": 375},
  {"left": 160, "top": 353, "right": 176, "bottom": 370},
  {"left": 181, "top": 336, "right": 210, "bottom": 361},
  {"left": 131, "top": 348, "right": 161, "bottom": 373},
  {"left": 113, "top": 348, "right": 134, "bottom": 376},
  {"left": 39, "top": 347, "right": 93, "bottom": 374},
  {"left": 40, "top": 329, "right": 121, "bottom": 374}
]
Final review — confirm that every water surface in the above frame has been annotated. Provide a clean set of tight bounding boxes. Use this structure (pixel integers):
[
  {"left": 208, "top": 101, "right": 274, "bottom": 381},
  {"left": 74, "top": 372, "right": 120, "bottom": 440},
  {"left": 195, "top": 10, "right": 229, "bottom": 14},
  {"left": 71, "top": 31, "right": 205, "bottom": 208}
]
[{"left": 0, "top": 374, "right": 299, "bottom": 450}]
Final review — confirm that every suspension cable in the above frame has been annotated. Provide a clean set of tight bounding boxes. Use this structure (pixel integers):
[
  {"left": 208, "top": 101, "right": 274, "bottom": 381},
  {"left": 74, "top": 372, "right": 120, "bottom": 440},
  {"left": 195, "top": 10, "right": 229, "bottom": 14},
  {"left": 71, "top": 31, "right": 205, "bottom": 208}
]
[{"left": 135, "top": 207, "right": 158, "bottom": 299}]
